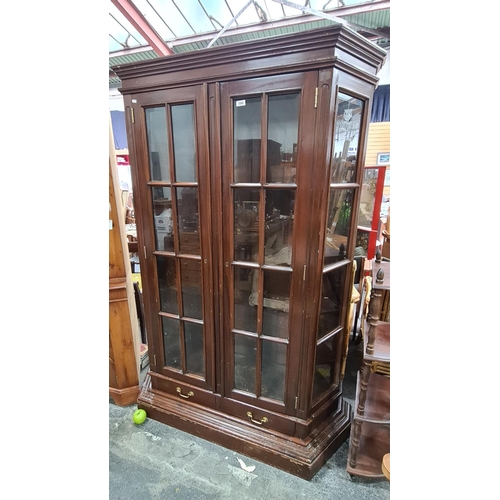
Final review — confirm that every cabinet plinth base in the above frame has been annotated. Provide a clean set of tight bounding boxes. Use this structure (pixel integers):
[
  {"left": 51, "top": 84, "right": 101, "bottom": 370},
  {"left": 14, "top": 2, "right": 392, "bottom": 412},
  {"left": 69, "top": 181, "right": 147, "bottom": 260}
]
[
  {"left": 109, "top": 385, "right": 140, "bottom": 406},
  {"left": 138, "top": 374, "right": 352, "bottom": 480}
]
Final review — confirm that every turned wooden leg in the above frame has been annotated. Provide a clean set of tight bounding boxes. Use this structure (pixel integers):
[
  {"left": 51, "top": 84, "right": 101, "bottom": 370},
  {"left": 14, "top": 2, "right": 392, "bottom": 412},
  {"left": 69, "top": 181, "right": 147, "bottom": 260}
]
[
  {"left": 349, "top": 420, "right": 363, "bottom": 468},
  {"left": 366, "top": 289, "right": 382, "bottom": 355},
  {"left": 356, "top": 361, "right": 371, "bottom": 416}
]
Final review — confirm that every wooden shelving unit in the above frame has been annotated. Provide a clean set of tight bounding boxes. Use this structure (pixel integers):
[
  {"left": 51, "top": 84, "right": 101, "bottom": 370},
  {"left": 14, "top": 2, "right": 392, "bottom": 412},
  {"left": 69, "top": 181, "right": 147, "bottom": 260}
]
[{"left": 347, "top": 258, "right": 390, "bottom": 478}]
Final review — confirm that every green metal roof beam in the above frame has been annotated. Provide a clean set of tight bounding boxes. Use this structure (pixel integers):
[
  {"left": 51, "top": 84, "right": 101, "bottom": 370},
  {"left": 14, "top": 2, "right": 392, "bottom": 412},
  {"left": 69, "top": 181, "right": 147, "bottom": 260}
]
[{"left": 270, "top": 0, "right": 389, "bottom": 39}]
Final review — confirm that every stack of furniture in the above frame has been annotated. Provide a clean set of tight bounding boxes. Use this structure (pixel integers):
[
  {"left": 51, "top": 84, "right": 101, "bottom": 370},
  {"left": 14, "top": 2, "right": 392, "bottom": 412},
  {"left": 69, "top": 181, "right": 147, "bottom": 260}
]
[{"left": 346, "top": 258, "right": 390, "bottom": 478}]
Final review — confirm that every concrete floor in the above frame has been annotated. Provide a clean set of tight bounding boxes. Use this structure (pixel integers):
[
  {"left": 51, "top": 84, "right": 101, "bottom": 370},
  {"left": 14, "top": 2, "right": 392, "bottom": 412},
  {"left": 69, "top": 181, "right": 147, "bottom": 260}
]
[{"left": 109, "top": 341, "right": 390, "bottom": 500}]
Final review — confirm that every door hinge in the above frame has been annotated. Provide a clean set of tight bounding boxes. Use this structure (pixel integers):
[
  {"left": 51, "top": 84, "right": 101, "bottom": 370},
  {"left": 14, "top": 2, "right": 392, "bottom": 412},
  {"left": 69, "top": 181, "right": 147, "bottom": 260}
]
[
  {"left": 143, "top": 245, "right": 147, "bottom": 259},
  {"left": 153, "top": 354, "right": 157, "bottom": 365},
  {"left": 130, "top": 107, "right": 135, "bottom": 123},
  {"left": 295, "top": 396, "right": 298, "bottom": 409},
  {"left": 303, "top": 265, "right": 307, "bottom": 281},
  {"left": 314, "top": 87, "right": 318, "bottom": 108}
]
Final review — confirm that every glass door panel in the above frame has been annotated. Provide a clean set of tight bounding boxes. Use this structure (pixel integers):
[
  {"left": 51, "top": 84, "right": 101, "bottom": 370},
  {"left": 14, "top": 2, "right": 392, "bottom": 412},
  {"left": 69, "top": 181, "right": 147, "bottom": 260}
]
[
  {"left": 233, "top": 97, "right": 261, "bottom": 183},
  {"left": 324, "top": 188, "right": 355, "bottom": 266},
  {"left": 152, "top": 187, "right": 173, "bottom": 251},
  {"left": 312, "top": 334, "right": 338, "bottom": 400},
  {"left": 157, "top": 256, "right": 178, "bottom": 315},
  {"left": 316, "top": 266, "right": 347, "bottom": 341},
  {"left": 171, "top": 104, "right": 197, "bottom": 182},
  {"left": 184, "top": 321, "right": 205, "bottom": 376},
  {"left": 162, "top": 316, "right": 181, "bottom": 369},
  {"left": 330, "top": 93, "right": 364, "bottom": 185},
  {"left": 176, "top": 187, "right": 200, "bottom": 254},
  {"left": 180, "top": 258, "right": 202, "bottom": 319},
  {"left": 234, "top": 266, "right": 258, "bottom": 333},
  {"left": 262, "top": 269, "right": 290, "bottom": 339},
  {"left": 234, "top": 188, "right": 260, "bottom": 263},
  {"left": 312, "top": 90, "right": 367, "bottom": 405},
  {"left": 267, "top": 93, "right": 299, "bottom": 183},
  {"left": 145, "top": 107, "right": 170, "bottom": 182},
  {"left": 221, "top": 72, "right": 317, "bottom": 412},
  {"left": 261, "top": 340, "right": 286, "bottom": 401},
  {"left": 137, "top": 86, "right": 212, "bottom": 388},
  {"left": 234, "top": 333, "right": 257, "bottom": 393}
]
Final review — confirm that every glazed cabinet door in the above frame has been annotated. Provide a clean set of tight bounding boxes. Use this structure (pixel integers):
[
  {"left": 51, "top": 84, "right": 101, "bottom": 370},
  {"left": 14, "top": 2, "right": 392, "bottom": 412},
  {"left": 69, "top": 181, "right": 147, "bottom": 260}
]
[
  {"left": 308, "top": 87, "right": 371, "bottom": 412},
  {"left": 129, "top": 85, "right": 215, "bottom": 392},
  {"left": 219, "top": 72, "right": 318, "bottom": 418}
]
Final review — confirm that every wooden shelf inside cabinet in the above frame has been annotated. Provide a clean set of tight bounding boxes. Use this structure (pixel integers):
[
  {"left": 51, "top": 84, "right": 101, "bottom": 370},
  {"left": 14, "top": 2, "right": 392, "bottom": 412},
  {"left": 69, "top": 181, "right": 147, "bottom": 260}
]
[
  {"left": 353, "top": 372, "right": 389, "bottom": 423},
  {"left": 346, "top": 421, "right": 390, "bottom": 479}
]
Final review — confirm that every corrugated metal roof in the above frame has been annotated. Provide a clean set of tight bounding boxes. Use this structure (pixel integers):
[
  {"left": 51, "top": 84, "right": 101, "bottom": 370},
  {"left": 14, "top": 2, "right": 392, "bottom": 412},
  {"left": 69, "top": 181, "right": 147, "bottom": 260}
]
[
  {"left": 109, "top": 1, "right": 390, "bottom": 88},
  {"left": 109, "top": 49, "right": 158, "bottom": 67}
]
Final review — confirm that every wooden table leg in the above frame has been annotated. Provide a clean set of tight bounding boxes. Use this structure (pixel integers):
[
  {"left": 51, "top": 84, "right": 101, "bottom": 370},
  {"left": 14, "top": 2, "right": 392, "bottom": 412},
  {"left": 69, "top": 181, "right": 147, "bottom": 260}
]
[
  {"left": 349, "top": 420, "right": 362, "bottom": 468},
  {"left": 356, "top": 360, "right": 371, "bottom": 416}
]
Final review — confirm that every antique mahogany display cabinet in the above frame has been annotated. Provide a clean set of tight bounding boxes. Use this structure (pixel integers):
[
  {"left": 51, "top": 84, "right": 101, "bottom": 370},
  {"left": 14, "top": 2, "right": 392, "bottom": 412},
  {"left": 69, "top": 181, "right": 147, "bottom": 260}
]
[{"left": 113, "top": 25, "right": 386, "bottom": 479}]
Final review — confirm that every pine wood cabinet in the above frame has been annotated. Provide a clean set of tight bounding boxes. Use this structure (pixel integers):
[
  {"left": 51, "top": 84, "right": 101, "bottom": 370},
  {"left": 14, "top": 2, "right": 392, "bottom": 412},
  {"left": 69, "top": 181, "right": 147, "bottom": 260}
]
[
  {"left": 109, "top": 119, "right": 141, "bottom": 406},
  {"left": 113, "top": 25, "right": 386, "bottom": 479}
]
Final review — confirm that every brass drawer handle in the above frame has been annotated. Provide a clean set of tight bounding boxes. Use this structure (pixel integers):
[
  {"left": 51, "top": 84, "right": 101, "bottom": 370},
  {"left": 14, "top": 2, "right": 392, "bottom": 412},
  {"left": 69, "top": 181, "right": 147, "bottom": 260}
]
[
  {"left": 246, "top": 411, "right": 268, "bottom": 425},
  {"left": 176, "top": 387, "right": 194, "bottom": 399}
]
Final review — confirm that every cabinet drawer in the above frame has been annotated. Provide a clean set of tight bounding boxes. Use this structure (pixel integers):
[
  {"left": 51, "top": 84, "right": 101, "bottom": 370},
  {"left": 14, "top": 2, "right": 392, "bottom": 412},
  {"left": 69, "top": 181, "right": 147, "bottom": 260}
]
[
  {"left": 221, "top": 397, "right": 295, "bottom": 436},
  {"left": 150, "top": 373, "right": 216, "bottom": 409}
]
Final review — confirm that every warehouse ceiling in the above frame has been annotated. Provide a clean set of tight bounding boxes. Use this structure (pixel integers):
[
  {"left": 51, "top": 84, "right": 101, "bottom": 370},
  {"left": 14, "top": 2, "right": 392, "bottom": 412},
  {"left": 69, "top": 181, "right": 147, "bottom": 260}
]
[{"left": 109, "top": 0, "right": 390, "bottom": 88}]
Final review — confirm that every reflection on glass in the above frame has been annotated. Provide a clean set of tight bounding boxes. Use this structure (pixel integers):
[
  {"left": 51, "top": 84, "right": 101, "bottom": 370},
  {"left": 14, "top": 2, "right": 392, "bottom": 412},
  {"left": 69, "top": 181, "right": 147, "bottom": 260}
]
[
  {"left": 234, "top": 334, "right": 256, "bottom": 394},
  {"left": 157, "top": 256, "right": 178, "bottom": 315},
  {"left": 145, "top": 107, "right": 170, "bottom": 182},
  {"left": 184, "top": 321, "right": 204, "bottom": 376},
  {"left": 152, "top": 187, "right": 174, "bottom": 251},
  {"left": 261, "top": 340, "right": 286, "bottom": 401},
  {"left": 262, "top": 270, "right": 290, "bottom": 339},
  {"left": 354, "top": 229, "right": 369, "bottom": 257},
  {"left": 176, "top": 187, "right": 200, "bottom": 254},
  {"left": 317, "top": 266, "right": 346, "bottom": 340},
  {"left": 233, "top": 97, "right": 261, "bottom": 183},
  {"left": 234, "top": 267, "right": 257, "bottom": 333},
  {"left": 324, "top": 188, "right": 354, "bottom": 266},
  {"left": 171, "top": 104, "right": 197, "bottom": 182},
  {"left": 162, "top": 316, "right": 181, "bottom": 369},
  {"left": 357, "top": 167, "right": 380, "bottom": 229},
  {"left": 267, "top": 93, "right": 299, "bottom": 183},
  {"left": 331, "top": 93, "right": 364, "bottom": 184},
  {"left": 180, "top": 259, "right": 202, "bottom": 319},
  {"left": 234, "top": 188, "right": 260, "bottom": 263},
  {"left": 313, "top": 334, "right": 338, "bottom": 400},
  {"left": 264, "top": 189, "right": 294, "bottom": 266}
]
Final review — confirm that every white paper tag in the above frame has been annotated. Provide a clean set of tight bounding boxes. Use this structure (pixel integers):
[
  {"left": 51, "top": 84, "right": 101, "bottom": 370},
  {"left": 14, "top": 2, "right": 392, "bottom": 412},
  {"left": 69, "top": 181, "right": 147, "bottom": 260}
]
[{"left": 235, "top": 100, "right": 246, "bottom": 107}]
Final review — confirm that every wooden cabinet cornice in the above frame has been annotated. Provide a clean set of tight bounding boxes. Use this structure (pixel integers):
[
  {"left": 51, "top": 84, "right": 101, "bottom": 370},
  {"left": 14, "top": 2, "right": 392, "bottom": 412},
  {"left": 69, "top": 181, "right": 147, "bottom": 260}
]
[
  {"left": 113, "top": 25, "right": 385, "bottom": 93},
  {"left": 113, "top": 25, "right": 386, "bottom": 479}
]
